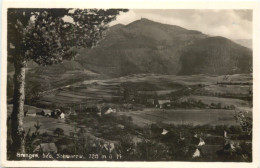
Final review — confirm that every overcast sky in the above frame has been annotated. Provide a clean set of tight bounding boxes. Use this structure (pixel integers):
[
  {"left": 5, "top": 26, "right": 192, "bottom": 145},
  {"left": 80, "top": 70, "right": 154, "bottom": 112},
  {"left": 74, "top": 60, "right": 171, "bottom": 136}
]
[{"left": 109, "top": 9, "right": 252, "bottom": 39}]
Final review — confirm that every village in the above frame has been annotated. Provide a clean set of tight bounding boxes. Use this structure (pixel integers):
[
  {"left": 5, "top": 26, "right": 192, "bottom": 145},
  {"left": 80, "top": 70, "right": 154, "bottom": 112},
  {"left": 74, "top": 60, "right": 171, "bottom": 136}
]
[{"left": 14, "top": 88, "right": 251, "bottom": 161}]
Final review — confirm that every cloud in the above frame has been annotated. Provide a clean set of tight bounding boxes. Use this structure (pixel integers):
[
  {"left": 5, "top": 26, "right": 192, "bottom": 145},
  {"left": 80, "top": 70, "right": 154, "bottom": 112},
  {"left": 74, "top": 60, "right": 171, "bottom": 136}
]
[
  {"left": 110, "top": 10, "right": 140, "bottom": 25},
  {"left": 110, "top": 9, "right": 252, "bottom": 39}
]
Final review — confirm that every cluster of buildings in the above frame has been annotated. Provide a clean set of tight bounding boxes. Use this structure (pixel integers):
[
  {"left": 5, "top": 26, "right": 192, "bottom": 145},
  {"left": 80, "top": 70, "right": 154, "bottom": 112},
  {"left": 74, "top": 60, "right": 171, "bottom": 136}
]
[
  {"left": 133, "top": 97, "right": 171, "bottom": 109},
  {"left": 24, "top": 108, "right": 66, "bottom": 119}
]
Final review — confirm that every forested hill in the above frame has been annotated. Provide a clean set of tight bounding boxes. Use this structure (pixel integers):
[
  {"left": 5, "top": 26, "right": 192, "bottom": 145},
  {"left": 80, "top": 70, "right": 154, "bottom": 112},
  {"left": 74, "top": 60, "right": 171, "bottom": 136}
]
[{"left": 74, "top": 18, "right": 252, "bottom": 76}]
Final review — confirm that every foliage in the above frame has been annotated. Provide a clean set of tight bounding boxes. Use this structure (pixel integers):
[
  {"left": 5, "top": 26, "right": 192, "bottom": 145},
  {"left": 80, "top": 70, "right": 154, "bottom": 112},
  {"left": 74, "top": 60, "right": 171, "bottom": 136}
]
[
  {"left": 25, "top": 120, "right": 41, "bottom": 153},
  {"left": 115, "top": 134, "right": 136, "bottom": 160},
  {"left": 8, "top": 8, "right": 128, "bottom": 65},
  {"left": 234, "top": 111, "right": 252, "bottom": 135},
  {"left": 8, "top": 8, "right": 128, "bottom": 158},
  {"left": 135, "top": 139, "right": 171, "bottom": 161},
  {"left": 171, "top": 98, "right": 208, "bottom": 109},
  {"left": 53, "top": 128, "right": 64, "bottom": 137}
]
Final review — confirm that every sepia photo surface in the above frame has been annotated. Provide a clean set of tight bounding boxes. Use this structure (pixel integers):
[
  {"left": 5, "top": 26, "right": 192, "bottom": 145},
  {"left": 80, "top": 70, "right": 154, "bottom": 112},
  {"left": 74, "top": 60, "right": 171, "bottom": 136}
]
[{"left": 1, "top": 1, "right": 260, "bottom": 168}]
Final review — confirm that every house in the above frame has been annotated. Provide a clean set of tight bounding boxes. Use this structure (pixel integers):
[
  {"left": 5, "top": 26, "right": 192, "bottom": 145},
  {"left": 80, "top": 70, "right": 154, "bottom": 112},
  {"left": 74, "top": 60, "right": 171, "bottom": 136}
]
[
  {"left": 36, "top": 110, "right": 45, "bottom": 116},
  {"left": 55, "top": 109, "right": 62, "bottom": 115},
  {"left": 104, "top": 108, "right": 116, "bottom": 115},
  {"left": 97, "top": 112, "right": 102, "bottom": 117},
  {"left": 51, "top": 109, "right": 61, "bottom": 117},
  {"left": 37, "top": 109, "right": 52, "bottom": 116},
  {"left": 24, "top": 110, "right": 37, "bottom": 117},
  {"left": 157, "top": 100, "right": 171, "bottom": 108},
  {"left": 198, "top": 138, "right": 205, "bottom": 146},
  {"left": 59, "top": 112, "right": 65, "bottom": 119},
  {"left": 44, "top": 110, "right": 52, "bottom": 117},
  {"left": 161, "top": 129, "right": 168, "bottom": 135},
  {"left": 192, "top": 148, "right": 201, "bottom": 158},
  {"left": 50, "top": 109, "right": 65, "bottom": 119},
  {"left": 26, "top": 113, "right": 36, "bottom": 117}
]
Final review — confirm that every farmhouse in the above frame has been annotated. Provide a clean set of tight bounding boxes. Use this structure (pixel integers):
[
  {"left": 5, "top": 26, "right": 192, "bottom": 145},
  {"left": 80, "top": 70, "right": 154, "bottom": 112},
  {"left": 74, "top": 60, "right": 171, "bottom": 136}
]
[
  {"left": 157, "top": 100, "right": 171, "bottom": 108},
  {"left": 24, "top": 110, "right": 37, "bottom": 117},
  {"left": 192, "top": 148, "right": 201, "bottom": 158},
  {"left": 37, "top": 109, "right": 52, "bottom": 116},
  {"left": 198, "top": 138, "right": 206, "bottom": 146},
  {"left": 161, "top": 129, "right": 168, "bottom": 135},
  {"left": 147, "top": 98, "right": 156, "bottom": 105},
  {"left": 59, "top": 112, "right": 65, "bottom": 119},
  {"left": 50, "top": 109, "right": 66, "bottom": 119},
  {"left": 104, "top": 108, "right": 116, "bottom": 115}
]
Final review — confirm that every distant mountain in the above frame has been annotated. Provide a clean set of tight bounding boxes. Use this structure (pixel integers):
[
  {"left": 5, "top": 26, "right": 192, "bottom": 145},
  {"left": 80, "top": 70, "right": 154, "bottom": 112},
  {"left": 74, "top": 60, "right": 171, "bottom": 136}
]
[
  {"left": 232, "top": 39, "right": 252, "bottom": 49},
  {"left": 74, "top": 18, "right": 252, "bottom": 76},
  {"left": 76, "top": 18, "right": 208, "bottom": 76}
]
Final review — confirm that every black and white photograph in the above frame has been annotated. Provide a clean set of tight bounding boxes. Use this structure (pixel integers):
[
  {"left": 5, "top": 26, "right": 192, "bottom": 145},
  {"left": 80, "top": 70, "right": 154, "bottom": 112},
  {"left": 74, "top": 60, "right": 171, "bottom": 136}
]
[{"left": 1, "top": 1, "right": 260, "bottom": 167}]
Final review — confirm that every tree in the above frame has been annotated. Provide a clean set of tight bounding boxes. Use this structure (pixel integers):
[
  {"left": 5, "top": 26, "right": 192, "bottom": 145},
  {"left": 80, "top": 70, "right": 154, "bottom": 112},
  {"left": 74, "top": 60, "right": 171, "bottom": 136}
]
[
  {"left": 8, "top": 8, "right": 127, "bottom": 158},
  {"left": 123, "top": 87, "right": 130, "bottom": 102},
  {"left": 53, "top": 128, "right": 64, "bottom": 137},
  {"left": 135, "top": 139, "right": 170, "bottom": 161}
]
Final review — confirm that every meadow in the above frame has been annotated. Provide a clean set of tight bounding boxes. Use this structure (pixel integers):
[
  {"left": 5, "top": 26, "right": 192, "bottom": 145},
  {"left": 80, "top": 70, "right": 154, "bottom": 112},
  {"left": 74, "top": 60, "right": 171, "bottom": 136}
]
[{"left": 34, "top": 73, "right": 252, "bottom": 126}]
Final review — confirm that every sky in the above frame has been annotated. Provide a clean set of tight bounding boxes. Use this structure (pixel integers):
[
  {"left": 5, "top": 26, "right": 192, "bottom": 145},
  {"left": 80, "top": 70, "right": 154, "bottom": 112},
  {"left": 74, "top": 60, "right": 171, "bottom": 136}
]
[{"left": 109, "top": 9, "right": 252, "bottom": 40}]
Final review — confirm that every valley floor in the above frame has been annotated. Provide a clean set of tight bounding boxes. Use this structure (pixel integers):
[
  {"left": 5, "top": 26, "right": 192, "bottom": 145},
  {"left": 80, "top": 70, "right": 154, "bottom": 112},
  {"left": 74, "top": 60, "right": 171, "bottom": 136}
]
[{"left": 7, "top": 73, "right": 253, "bottom": 161}]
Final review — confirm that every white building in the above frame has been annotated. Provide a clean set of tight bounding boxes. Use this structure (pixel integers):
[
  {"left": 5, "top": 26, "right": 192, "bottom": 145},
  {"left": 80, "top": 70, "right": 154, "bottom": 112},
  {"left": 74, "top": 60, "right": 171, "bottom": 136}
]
[
  {"left": 192, "top": 148, "right": 201, "bottom": 158},
  {"left": 59, "top": 112, "right": 65, "bottom": 119},
  {"left": 161, "top": 129, "right": 168, "bottom": 135},
  {"left": 198, "top": 138, "right": 205, "bottom": 146}
]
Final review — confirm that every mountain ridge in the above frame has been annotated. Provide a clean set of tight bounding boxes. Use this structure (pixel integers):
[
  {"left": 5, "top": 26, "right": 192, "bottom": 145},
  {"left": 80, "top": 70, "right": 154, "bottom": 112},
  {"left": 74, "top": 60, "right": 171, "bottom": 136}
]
[
  {"left": 73, "top": 18, "right": 251, "bottom": 77},
  {"left": 18, "top": 18, "right": 252, "bottom": 77}
]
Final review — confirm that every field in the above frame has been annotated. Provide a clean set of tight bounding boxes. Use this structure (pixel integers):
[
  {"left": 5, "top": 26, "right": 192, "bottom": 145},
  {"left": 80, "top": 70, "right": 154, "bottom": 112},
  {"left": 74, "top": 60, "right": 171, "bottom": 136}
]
[
  {"left": 34, "top": 73, "right": 252, "bottom": 127},
  {"left": 118, "top": 108, "right": 246, "bottom": 127},
  {"left": 36, "top": 73, "right": 251, "bottom": 102},
  {"left": 180, "top": 95, "right": 251, "bottom": 111}
]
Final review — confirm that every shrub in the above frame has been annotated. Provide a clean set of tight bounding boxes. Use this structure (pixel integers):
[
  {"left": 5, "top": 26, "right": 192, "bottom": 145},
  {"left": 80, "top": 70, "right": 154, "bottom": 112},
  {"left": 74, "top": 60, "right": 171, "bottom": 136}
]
[
  {"left": 53, "top": 128, "right": 64, "bottom": 137},
  {"left": 135, "top": 139, "right": 171, "bottom": 161}
]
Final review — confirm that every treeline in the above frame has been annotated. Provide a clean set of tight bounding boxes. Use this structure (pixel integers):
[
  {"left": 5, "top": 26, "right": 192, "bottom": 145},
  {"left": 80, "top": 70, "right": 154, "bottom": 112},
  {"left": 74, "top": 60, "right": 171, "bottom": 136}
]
[
  {"left": 217, "top": 82, "right": 252, "bottom": 85},
  {"left": 193, "top": 91, "right": 252, "bottom": 102},
  {"left": 170, "top": 98, "right": 236, "bottom": 110}
]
